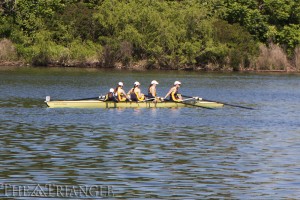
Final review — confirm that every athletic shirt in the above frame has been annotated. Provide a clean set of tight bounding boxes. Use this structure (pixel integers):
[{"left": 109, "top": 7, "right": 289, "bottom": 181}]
[
  {"left": 129, "top": 87, "right": 137, "bottom": 101},
  {"left": 105, "top": 92, "right": 115, "bottom": 101},
  {"left": 117, "top": 87, "right": 127, "bottom": 101},
  {"left": 130, "top": 87, "right": 144, "bottom": 101},
  {"left": 170, "top": 87, "right": 180, "bottom": 102}
]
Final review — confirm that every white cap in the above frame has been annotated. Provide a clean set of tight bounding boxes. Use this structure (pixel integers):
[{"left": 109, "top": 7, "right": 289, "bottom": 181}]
[
  {"left": 109, "top": 88, "right": 114, "bottom": 93},
  {"left": 174, "top": 81, "right": 181, "bottom": 85},
  {"left": 118, "top": 82, "right": 124, "bottom": 86},
  {"left": 134, "top": 81, "right": 140, "bottom": 86},
  {"left": 151, "top": 80, "right": 159, "bottom": 85}
]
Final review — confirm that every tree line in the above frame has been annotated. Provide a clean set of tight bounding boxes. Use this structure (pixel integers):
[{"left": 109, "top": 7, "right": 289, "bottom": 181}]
[{"left": 0, "top": 0, "right": 299, "bottom": 71}]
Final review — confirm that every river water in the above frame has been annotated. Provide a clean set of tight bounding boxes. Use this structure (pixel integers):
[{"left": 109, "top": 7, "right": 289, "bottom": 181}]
[{"left": 0, "top": 67, "right": 299, "bottom": 199}]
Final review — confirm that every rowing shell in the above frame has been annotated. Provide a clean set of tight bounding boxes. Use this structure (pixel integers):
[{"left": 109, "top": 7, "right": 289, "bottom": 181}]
[{"left": 45, "top": 97, "right": 223, "bottom": 109}]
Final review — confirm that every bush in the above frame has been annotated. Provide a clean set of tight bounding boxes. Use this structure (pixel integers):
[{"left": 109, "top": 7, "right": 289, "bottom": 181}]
[
  {"left": 196, "top": 44, "right": 230, "bottom": 70},
  {"left": 212, "top": 20, "right": 259, "bottom": 70},
  {"left": 69, "top": 39, "right": 102, "bottom": 63},
  {"left": 255, "top": 43, "right": 291, "bottom": 70},
  {"left": 0, "top": 38, "right": 18, "bottom": 61},
  {"left": 14, "top": 29, "right": 102, "bottom": 66},
  {"left": 293, "top": 46, "right": 300, "bottom": 71}
]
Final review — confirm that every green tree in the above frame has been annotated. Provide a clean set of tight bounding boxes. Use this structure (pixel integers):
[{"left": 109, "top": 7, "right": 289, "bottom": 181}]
[
  {"left": 262, "top": 0, "right": 294, "bottom": 26},
  {"left": 12, "top": 0, "right": 64, "bottom": 35},
  {"left": 56, "top": 2, "right": 98, "bottom": 42},
  {"left": 277, "top": 24, "right": 300, "bottom": 55},
  {"left": 221, "top": 1, "right": 269, "bottom": 41},
  {"left": 212, "top": 20, "right": 258, "bottom": 70}
]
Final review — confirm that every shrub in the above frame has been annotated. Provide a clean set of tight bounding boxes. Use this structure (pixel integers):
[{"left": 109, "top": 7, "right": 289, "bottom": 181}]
[
  {"left": 212, "top": 20, "right": 259, "bottom": 70},
  {"left": 0, "top": 38, "right": 18, "bottom": 61},
  {"left": 255, "top": 43, "right": 291, "bottom": 70},
  {"left": 68, "top": 39, "right": 102, "bottom": 63},
  {"left": 293, "top": 46, "right": 300, "bottom": 71},
  {"left": 196, "top": 44, "right": 230, "bottom": 70}
]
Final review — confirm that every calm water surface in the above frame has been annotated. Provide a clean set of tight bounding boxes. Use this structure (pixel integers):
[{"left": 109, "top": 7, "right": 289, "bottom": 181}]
[{"left": 0, "top": 67, "right": 300, "bottom": 199}]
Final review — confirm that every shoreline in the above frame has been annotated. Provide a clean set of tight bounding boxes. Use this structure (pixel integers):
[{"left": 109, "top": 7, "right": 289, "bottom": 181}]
[{"left": 0, "top": 61, "right": 298, "bottom": 73}]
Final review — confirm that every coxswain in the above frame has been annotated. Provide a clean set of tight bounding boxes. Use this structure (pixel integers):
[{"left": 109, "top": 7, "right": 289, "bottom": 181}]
[
  {"left": 164, "top": 81, "right": 182, "bottom": 102},
  {"left": 148, "top": 80, "right": 159, "bottom": 98},
  {"left": 128, "top": 81, "right": 145, "bottom": 101},
  {"left": 115, "top": 82, "right": 129, "bottom": 102},
  {"left": 104, "top": 88, "right": 117, "bottom": 101}
]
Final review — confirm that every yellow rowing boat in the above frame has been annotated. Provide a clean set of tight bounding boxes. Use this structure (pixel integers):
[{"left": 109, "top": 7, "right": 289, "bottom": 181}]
[{"left": 45, "top": 96, "right": 223, "bottom": 108}]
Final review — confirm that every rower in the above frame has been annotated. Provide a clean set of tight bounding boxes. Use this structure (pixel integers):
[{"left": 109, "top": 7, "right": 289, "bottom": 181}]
[
  {"left": 115, "top": 82, "right": 129, "bottom": 102},
  {"left": 104, "top": 88, "right": 117, "bottom": 101},
  {"left": 148, "top": 80, "right": 159, "bottom": 98},
  {"left": 164, "top": 81, "right": 182, "bottom": 102},
  {"left": 128, "top": 81, "right": 145, "bottom": 101}
]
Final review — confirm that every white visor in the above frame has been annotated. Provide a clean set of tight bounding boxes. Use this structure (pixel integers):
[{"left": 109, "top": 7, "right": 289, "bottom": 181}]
[
  {"left": 151, "top": 80, "right": 159, "bottom": 85},
  {"left": 174, "top": 81, "right": 181, "bottom": 85}
]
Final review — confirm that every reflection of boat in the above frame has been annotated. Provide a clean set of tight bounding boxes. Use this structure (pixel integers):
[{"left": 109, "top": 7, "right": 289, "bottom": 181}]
[{"left": 45, "top": 96, "right": 223, "bottom": 109}]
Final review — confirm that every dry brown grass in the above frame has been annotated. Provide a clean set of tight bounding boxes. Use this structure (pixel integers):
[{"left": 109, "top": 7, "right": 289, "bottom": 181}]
[
  {"left": 255, "top": 43, "right": 291, "bottom": 71},
  {"left": 0, "top": 38, "right": 18, "bottom": 61},
  {"left": 294, "top": 47, "right": 300, "bottom": 71}
]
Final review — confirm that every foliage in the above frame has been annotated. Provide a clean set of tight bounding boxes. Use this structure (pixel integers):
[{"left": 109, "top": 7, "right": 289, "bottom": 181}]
[
  {"left": 0, "top": 0, "right": 298, "bottom": 70},
  {"left": 94, "top": 0, "right": 223, "bottom": 68},
  {"left": 276, "top": 24, "right": 300, "bottom": 55},
  {"left": 220, "top": 0, "right": 300, "bottom": 55}
]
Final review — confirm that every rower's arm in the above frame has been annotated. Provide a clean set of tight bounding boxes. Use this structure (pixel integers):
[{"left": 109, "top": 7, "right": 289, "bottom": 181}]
[
  {"left": 122, "top": 90, "right": 127, "bottom": 96},
  {"left": 136, "top": 88, "right": 143, "bottom": 97},
  {"left": 164, "top": 88, "right": 173, "bottom": 99},
  {"left": 123, "top": 90, "right": 130, "bottom": 100}
]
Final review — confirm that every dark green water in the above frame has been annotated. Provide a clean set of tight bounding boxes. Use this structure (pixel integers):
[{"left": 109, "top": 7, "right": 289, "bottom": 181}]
[{"left": 0, "top": 67, "right": 300, "bottom": 199}]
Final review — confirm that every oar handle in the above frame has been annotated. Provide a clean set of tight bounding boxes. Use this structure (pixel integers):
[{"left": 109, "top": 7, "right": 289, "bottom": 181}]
[
  {"left": 139, "top": 98, "right": 156, "bottom": 102},
  {"left": 181, "top": 95, "right": 202, "bottom": 100},
  {"left": 182, "top": 97, "right": 197, "bottom": 102}
]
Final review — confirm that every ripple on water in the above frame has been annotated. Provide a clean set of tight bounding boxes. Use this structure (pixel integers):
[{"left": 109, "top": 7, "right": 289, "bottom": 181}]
[{"left": 1, "top": 70, "right": 300, "bottom": 199}]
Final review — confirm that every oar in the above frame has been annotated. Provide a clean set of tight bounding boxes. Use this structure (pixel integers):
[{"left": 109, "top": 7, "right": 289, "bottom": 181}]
[
  {"left": 70, "top": 96, "right": 102, "bottom": 101},
  {"left": 178, "top": 98, "right": 215, "bottom": 109},
  {"left": 182, "top": 95, "right": 254, "bottom": 110},
  {"left": 182, "top": 97, "right": 197, "bottom": 102},
  {"left": 140, "top": 98, "right": 156, "bottom": 102}
]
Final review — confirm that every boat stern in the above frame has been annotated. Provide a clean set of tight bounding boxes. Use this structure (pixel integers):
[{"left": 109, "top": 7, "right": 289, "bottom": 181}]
[{"left": 45, "top": 96, "right": 51, "bottom": 107}]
